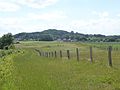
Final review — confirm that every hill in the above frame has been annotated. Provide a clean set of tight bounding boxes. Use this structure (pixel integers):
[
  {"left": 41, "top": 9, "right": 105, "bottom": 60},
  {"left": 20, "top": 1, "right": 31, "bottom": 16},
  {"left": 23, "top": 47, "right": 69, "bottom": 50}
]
[{"left": 14, "top": 29, "right": 120, "bottom": 42}]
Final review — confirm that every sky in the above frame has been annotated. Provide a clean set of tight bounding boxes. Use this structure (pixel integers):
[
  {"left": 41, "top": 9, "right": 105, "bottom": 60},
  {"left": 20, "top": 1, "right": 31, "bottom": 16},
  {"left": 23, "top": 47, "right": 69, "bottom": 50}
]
[{"left": 0, "top": 0, "right": 120, "bottom": 36}]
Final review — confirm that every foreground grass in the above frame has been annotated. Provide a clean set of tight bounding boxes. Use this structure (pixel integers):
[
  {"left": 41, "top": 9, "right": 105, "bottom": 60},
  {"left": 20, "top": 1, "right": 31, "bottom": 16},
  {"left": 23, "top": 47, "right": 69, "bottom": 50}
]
[
  {"left": 0, "top": 49, "right": 23, "bottom": 90},
  {"left": 13, "top": 45, "right": 120, "bottom": 90},
  {"left": 1, "top": 41, "right": 119, "bottom": 90},
  {"left": 0, "top": 55, "right": 16, "bottom": 90}
]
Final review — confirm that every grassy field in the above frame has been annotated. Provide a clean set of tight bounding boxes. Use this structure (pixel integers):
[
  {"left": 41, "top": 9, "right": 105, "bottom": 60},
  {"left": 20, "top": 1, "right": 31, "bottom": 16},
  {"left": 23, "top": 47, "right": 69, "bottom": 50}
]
[
  {"left": 0, "top": 49, "right": 21, "bottom": 90},
  {"left": 1, "top": 41, "right": 120, "bottom": 90}
]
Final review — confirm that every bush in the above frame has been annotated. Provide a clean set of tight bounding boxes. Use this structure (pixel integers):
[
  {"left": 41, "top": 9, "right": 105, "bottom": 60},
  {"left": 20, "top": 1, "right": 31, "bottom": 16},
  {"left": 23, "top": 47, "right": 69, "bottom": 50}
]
[{"left": 0, "top": 33, "right": 14, "bottom": 49}]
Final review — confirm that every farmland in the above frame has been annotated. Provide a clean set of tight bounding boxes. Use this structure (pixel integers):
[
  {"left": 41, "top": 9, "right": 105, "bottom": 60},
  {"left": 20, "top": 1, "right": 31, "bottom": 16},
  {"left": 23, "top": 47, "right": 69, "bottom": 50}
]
[{"left": 1, "top": 41, "right": 120, "bottom": 90}]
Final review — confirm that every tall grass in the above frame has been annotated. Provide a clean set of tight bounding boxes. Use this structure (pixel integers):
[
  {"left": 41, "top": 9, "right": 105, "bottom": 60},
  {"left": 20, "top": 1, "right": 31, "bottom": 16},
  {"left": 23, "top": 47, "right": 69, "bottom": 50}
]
[
  {"left": 12, "top": 41, "right": 120, "bottom": 90},
  {"left": 0, "top": 49, "right": 22, "bottom": 90},
  {"left": 0, "top": 55, "right": 15, "bottom": 90}
]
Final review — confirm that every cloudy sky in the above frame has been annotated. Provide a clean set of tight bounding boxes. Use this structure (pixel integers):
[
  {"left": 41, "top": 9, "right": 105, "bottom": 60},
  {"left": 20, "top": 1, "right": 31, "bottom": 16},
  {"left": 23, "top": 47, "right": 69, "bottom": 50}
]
[{"left": 0, "top": 0, "right": 120, "bottom": 36}]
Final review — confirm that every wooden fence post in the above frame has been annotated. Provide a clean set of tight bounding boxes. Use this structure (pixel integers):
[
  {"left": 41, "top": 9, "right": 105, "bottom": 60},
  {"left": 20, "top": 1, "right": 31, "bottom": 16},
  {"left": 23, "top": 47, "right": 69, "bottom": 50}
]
[
  {"left": 76, "top": 48, "right": 79, "bottom": 61},
  {"left": 55, "top": 51, "right": 57, "bottom": 58},
  {"left": 51, "top": 52, "right": 53, "bottom": 57},
  {"left": 60, "top": 50, "right": 62, "bottom": 58},
  {"left": 49, "top": 52, "right": 50, "bottom": 57},
  {"left": 90, "top": 46, "right": 93, "bottom": 62},
  {"left": 46, "top": 52, "right": 48, "bottom": 57},
  {"left": 67, "top": 50, "right": 70, "bottom": 60},
  {"left": 39, "top": 51, "right": 41, "bottom": 56},
  {"left": 108, "top": 46, "right": 112, "bottom": 67}
]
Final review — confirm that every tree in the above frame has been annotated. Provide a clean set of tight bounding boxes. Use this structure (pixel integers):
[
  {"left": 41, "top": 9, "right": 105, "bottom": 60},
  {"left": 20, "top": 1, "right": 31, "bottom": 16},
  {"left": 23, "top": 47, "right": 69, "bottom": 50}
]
[
  {"left": 39, "top": 34, "right": 53, "bottom": 41},
  {"left": 0, "top": 33, "right": 14, "bottom": 49}
]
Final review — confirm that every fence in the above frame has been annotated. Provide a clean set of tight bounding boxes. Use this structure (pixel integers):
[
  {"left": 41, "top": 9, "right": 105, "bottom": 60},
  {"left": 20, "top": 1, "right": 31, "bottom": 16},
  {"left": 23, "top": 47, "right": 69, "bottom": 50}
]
[{"left": 35, "top": 46, "right": 120, "bottom": 67}]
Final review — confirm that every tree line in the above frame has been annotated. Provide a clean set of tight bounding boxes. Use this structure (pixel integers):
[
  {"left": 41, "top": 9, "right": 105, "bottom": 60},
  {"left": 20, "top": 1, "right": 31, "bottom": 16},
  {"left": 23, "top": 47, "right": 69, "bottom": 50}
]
[{"left": 14, "top": 29, "right": 120, "bottom": 42}]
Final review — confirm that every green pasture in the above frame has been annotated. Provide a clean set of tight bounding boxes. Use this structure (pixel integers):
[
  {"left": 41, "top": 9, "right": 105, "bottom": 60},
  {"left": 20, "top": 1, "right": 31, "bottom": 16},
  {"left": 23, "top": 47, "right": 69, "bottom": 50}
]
[{"left": 1, "top": 41, "right": 120, "bottom": 90}]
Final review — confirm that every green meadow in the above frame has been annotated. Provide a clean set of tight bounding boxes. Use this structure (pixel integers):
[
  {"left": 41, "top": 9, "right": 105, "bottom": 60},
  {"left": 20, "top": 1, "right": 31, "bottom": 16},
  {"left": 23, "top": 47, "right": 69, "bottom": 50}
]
[{"left": 1, "top": 41, "right": 120, "bottom": 90}]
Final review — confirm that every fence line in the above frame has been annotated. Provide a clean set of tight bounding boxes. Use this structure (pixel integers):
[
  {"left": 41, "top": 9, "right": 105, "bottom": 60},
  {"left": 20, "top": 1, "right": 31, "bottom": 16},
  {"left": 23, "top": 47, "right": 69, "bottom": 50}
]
[{"left": 35, "top": 46, "right": 114, "bottom": 67}]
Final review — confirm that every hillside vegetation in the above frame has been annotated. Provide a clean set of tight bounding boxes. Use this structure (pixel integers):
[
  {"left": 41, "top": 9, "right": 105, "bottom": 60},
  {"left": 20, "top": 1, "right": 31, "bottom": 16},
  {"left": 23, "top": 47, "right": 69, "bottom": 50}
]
[{"left": 14, "top": 29, "right": 120, "bottom": 42}]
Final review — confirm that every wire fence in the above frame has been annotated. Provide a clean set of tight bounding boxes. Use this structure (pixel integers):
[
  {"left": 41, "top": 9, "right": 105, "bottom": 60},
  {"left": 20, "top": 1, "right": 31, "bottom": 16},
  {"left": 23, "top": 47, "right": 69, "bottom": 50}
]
[{"left": 35, "top": 46, "right": 120, "bottom": 67}]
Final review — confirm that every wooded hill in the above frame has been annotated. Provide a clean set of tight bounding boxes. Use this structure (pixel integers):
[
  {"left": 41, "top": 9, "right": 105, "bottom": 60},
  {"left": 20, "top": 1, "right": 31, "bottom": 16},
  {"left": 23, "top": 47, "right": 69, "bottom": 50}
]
[{"left": 14, "top": 29, "right": 120, "bottom": 42}]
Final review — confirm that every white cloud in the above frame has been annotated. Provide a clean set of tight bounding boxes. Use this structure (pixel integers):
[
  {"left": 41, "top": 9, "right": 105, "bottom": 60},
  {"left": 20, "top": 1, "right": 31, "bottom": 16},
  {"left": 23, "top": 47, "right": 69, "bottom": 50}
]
[
  {"left": 0, "top": 2, "right": 20, "bottom": 12},
  {"left": 70, "top": 17, "right": 120, "bottom": 35},
  {"left": 16, "top": 0, "right": 58, "bottom": 8},
  {"left": 0, "top": 10, "right": 66, "bottom": 35},
  {"left": 0, "top": 0, "right": 58, "bottom": 12},
  {"left": 1, "top": 16, "right": 120, "bottom": 35},
  {"left": 27, "top": 11, "right": 67, "bottom": 20},
  {"left": 117, "top": 14, "right": 120, "bottom": 17},
  {"left": 0, "top": 10, "right": 120, "bottom": 36},
  {"left": 0, "top": 16, "right": 29, "bottom": 36},
  {"left": 92, "top": 11, "right": 109, "bottom": 18}
]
